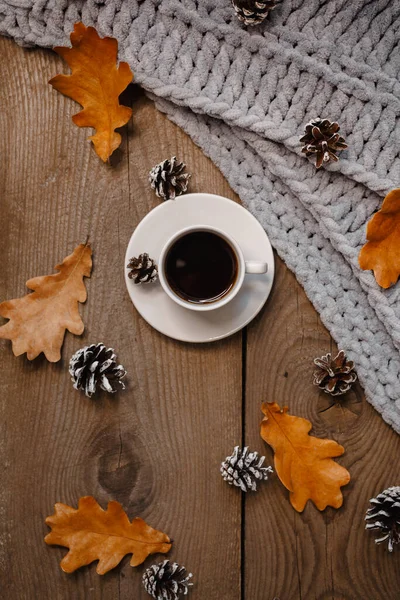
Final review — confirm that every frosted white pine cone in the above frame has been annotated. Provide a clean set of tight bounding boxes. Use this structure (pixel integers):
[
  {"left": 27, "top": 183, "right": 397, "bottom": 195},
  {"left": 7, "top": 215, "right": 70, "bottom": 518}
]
[
  {"left": 143, "top": 560, "right": 193, "bottom": 600},
  {"left": 127, "top": 253, "right": 158, "bottom": 284},
  {"left": 232, "top": 0, "right": 278, "bottom": 26},
  {"left": 69, "top": 343, "right": 126, "bottom": 398},
  {"left": 365, "top": 486, "right": 400, "bottom": 552},
  {"left": 221, "top": 446, "right": 273, "bottom": 492},
  {"left": 149, "top": 157, "right": 190, "bottom": 201}
]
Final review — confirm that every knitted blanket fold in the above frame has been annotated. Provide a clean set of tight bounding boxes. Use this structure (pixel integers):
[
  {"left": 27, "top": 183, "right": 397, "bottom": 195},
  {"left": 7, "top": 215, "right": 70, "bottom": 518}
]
[{"left": 1, "top": 0, "right": 400, "bottom": 432}]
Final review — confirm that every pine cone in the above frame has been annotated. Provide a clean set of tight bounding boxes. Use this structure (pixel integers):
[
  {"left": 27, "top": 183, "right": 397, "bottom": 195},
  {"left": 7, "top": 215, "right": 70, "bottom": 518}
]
[
  {"left": 300, "top": 117, "right": 348, "bottom": 168},
  {"left": 221, "top": 446, "right": 273, "bottom": 492},
  {"left": 365, "top": 486, "right": 400, "bottom": 552},
  {"left": 127, "top": 253, "right": 158, "bottom": 284},
  {"left": 69, "top": 343, "right": 126, "bottom": 398},
  {"left": 232, "top": 0, "right": 278, "bottom": 26},
  {"left": 313, "top": 350, "right": 357, "bottom": 396},
  {"left": 143, "top": 560, "right": 193, "bottom": 600},
  {"left": 149, "top": 157, "right": 190, "bottom": 201}
]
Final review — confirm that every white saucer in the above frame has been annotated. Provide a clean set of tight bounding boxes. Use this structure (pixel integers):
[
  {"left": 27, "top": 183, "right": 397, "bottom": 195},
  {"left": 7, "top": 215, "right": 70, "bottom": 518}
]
[{"left": 124, "top": 193, "right": 275, "bottom": 343}]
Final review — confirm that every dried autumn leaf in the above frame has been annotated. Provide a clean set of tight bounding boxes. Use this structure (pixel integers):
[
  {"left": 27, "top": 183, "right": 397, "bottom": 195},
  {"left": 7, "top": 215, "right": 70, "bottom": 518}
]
[
  {"left": 0, "top": 243, "right": 92, "bottom": 362},
  {"left": 50, "top": 23, "right": 133, "bottom": 162},
  {"left": 359, "top": 188, "right": 400, "bottom": 288},
  {"left": 260, "top": 402, "right": 350, "bottom": 512},
  {"left": 45, "top": 496, "right": 171, "bottom": 574}
]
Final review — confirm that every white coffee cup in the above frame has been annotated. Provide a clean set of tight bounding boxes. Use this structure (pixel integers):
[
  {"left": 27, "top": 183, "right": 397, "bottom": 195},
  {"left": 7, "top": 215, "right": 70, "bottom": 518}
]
[{"left": 158, "top": 225, "right": 268, "bottom": 312}]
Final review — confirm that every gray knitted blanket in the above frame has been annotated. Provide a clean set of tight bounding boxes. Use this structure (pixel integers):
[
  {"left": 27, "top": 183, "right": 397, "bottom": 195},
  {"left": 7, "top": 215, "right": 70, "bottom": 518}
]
[{"left": 1, "top": 0, "right": 400, "bottom": 432}]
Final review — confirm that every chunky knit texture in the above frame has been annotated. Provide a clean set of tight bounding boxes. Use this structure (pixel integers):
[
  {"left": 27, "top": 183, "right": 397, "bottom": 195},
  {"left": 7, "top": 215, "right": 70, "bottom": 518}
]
[{"left": 1, "top": 0, "right": 400, "bottom": 432}]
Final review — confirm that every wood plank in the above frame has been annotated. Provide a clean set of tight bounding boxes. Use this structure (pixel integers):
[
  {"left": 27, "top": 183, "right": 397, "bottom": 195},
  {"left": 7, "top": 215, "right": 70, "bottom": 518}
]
[
  {"left": 0, "top": 37, "right": 242, "bottom": 600},
  {"left": 244, "top": 256, "right": 400, "bottom": 599},
  {"left": 2, "top": 32, "right": 400, "bottom": 600}
]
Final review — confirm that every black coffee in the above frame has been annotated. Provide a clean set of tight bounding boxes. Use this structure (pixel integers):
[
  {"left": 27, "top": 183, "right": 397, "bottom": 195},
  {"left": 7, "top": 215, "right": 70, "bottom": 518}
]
[{"left": 165, "top": 231, "right": 238, "bottom": 304}]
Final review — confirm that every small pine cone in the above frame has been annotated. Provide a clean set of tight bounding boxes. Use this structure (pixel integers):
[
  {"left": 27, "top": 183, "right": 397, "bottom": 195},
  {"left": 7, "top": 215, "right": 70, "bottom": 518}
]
[
  {"left": 300, "top": 117, "right": 348, "bottom": 168},
  {"left": 143, "top": 560, "right": 193, "bottom": 600},
  {"left": 365, "top": 486, "right": 400, "bottom": 552},
  {"left": 149, "top": 157, "right": 190, "bottom": 201},
  {"left": 313, "top": 350, "right": 357, "bottom": 396},
  {"left": 69, "top": 343, "right": 126, "bottom": 398},
  {"left": 127, "top": 253, "right": 158, "bottom": 284},
  {"left": 221, "top": 446, "right": 273, "bottom": 492},
  {"left": 232, "top": 0, "right": 278, "bottom": 25}
]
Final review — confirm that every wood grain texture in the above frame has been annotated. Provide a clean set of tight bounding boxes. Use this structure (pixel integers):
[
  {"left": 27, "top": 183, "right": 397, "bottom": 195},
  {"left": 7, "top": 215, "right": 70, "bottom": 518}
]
[
  {"left": 0, "top": 35, "right": 399, "bottom": 600},
  {"left": 244, "top": 257, "right": 400, "bottom": 600},
  {"left": 0, "top": 37, "right": 241, "bottom": 600}
]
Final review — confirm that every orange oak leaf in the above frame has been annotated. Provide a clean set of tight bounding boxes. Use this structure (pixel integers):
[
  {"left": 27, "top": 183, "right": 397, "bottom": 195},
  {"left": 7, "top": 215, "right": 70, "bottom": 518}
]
[
  {"left": 359, "top": 188, "right": 400, "bottom": 288},
  {"left": 45, "top": 496, "right": 171, "bottom": 574},
  {"left": 50, "top": 23, "right": 133, "bottom": 162},
  {"left": 260, "top": 402, "right": 350, "bottom": 512},
  {"left": 0, "top": 243, "right": 92, "bottom": 362}
]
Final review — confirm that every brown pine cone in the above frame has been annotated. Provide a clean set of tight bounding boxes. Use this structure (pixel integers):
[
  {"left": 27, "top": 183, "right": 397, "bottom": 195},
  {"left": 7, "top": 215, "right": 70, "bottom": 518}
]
[
  {"left": 127, "top": 253, "right": 158, "bottom": 284},
  {"left": 300, "top": 118, "right": 348, "bottom": 168},
  {"left": 313, "top": 350, "right": 357, "bottom": 396},
  {"left": 232, "top": 0, "right": 278, "bottom": 26}
]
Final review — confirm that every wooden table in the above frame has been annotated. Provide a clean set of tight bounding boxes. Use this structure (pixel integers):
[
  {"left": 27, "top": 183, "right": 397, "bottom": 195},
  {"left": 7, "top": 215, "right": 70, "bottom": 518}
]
[{"left": 1, "top": 37, "right": 399, "bottom": 600}]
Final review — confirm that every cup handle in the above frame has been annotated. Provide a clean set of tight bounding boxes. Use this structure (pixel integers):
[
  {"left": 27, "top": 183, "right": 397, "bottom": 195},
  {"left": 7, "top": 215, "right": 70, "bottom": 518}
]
[{"left": 245, "top": 261, "right": 268, "bottom": 274}]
